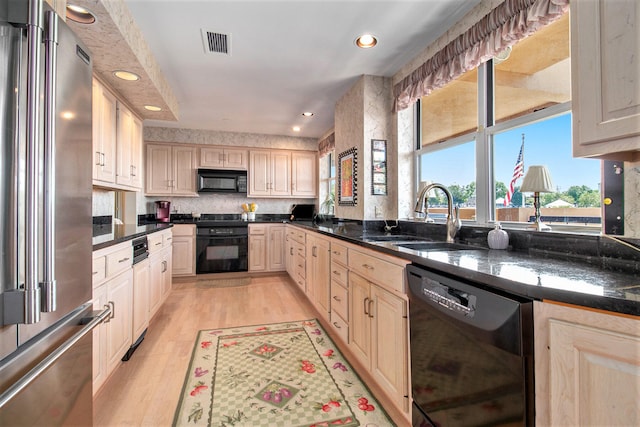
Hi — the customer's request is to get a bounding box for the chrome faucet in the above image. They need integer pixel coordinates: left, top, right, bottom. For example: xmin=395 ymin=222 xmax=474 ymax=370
xmin=414 ymin=183 xmax=462 ymax=243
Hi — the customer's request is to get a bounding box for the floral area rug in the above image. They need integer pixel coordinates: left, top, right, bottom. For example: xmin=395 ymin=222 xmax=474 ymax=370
xmin=173 ymin=319 xmax=395 ymax=427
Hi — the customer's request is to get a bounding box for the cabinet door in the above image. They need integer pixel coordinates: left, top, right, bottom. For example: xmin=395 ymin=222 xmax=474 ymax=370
xmin=349 ymin=272 xmax=371 ymax=368
xmin=249 ymin=234 xmax=267 ymax=271
xmin=130 ymin=116 xmax=143 ymax=189
xmin=249 ymin=150 xmax=271 ymax=196
xmin=370 ymin=285 xmax=408 ymax=411
xmin=310 ymin=236 xmax=331 ymax=321
xmin=270 ymin=151 xmax=291 ymax=196
xmin=268 ymin=225 xmax=286 ymax=271
xmin=146 ymin=144 xmax=172 ymax=195
xmin=291 ymin=151 xmax=317 ymax=197
xmin=224 ymin=148 xmax=248 ymax=170
xmin=172 ymin=236 xmax=195 ymax=276
xmin=161 ymin=248 xmax=173 ymax=301
xmin=132 ymin=260 xmax=150 ymax=341
xmin=93 ymin=80 xmax=117 ymax=184
xmin=92 ymin=283 xmax=108 ymax=395
xmin=199 ymin=147 xmax=225 ymax=168
xmin=149 ymin=254 xmax=163 ymax=318
xmin=285 ymin=232 xmax=295 ymax=277
xmin=172 ymin=146 xmax=197 ymax=195
xmin=116 ymin=103 xmax=134 ymax=187
xmin=571 ymin=0 xmax=640 ymax=159
xmin=106 ymin=269 xmax=133 ymax=375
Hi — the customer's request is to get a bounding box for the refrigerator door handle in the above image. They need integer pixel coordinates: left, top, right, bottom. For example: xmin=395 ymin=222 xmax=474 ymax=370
xmin=23 ymin=0 xmax=45 ymax=325
xmin=0 ymin=304 xmax=112 ymax=409
xmin=40 ymin=9 xmax=58 ymax=313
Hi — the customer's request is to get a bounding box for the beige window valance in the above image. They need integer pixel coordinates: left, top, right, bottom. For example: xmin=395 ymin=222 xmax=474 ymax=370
xmin=318 ymin=132 xmax=335 ymax=157
xmin=393 ymin=0 xmax=569 ymax=112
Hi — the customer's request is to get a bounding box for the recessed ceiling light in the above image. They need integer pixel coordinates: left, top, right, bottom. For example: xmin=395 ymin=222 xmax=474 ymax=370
xmin=113 ymin=70 xmax=140 ymax=81
xmin=355 ymin=34 xmax=378 ymax=49
xmin=66 ymin=4 xmax=96 ymax=24
xmin=292 ymin=126 xmax=301 ymax=132
xmin=302 ymin=112 xmax=314 ymax=117
xmin=144 ymin=105 xmax=162 ymax=112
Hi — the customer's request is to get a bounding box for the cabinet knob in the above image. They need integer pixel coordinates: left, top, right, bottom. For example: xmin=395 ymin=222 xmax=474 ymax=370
xmin=332 ymin=322 xmax=341 ymax=329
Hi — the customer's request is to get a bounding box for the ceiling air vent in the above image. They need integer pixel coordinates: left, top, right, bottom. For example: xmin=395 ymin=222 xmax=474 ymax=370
xmin=201 ymin=29 xmax=231 ymax=56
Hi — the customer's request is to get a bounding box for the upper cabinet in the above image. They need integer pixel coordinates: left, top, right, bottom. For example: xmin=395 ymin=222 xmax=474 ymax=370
xmin=92 ymin=78 xmax=143 ymax=191
xmin=249 ymin=149 xmax=317 ymax=198
xmin=145 ymin=143 xmax=197 ymax=196
xmin=249 ymin=150 xmax=291 ymax=197
xmin=571 ymin=0 xmax=640 ymax=160
xmin=92 ymin=79 xmax=117 ymax=185
xmin=199 ymin=147 xmax=248 ymax=170
xmin=291 ymin=151 xmax=318 ymax=198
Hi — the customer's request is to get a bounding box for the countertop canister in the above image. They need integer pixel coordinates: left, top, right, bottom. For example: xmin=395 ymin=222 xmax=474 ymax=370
xmin=488 ymin=222 xmax=509 ymax=250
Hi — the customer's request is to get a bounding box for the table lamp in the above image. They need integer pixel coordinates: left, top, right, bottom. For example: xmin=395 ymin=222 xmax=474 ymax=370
xmin=520 ymin=165 xmax=554 ymax=231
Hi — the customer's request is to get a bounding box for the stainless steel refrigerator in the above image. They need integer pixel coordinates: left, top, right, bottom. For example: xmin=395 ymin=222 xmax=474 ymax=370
xmin=0 ymin=0 xmax=110 ymax=424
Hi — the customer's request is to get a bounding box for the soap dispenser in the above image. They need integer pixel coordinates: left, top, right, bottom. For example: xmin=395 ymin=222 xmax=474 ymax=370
xmin=488 ymin=222 xmax=509 ymax=250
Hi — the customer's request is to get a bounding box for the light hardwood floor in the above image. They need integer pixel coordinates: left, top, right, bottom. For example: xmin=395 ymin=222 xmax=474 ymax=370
xmin=93 ymin=274 xmax=407 ymax=426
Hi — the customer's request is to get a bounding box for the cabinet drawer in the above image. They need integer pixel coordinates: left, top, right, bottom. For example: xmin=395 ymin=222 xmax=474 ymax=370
xmin=249 ymin=224 xmax=266 ymax=235
xmin=148 ymin=233 xmax=164 ymax=253
xmin=330 ymin=311 xmax=348 ymax=343
xmin=348 ymin=249 xmax=405 ymax=294
xmin=92 ymin=256 xmax=106 ymax=287
xmin=162 ymin=230 xmax=173 ymax=247
xmin=295 ymin=255 xmax=306 ymax=279
xmin=105 ymin=246 xmax=132 ymax=277
xmin=330 ymin=282 xmax=348 ymax=320
xmin=288 ymin=228 xmax=306 ymax=244
xmin=331 ymin=243 xmax=348 ymax=265
xmin=330 ymin=263 xmax=348 ymax=286
xmin=172 ymin=224 xmax=195 ymax=237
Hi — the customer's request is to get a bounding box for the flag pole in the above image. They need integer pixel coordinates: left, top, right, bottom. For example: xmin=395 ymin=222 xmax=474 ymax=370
xmin=521 ymin=133 xmax=525 ymax=208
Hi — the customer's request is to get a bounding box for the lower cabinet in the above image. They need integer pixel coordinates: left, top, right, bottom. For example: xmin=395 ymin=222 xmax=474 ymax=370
xmin=349 ymin=271 xmax=408 ymax=412
xmin=249 ymin=224 xmax=286 ymax=272
xmin=534 ymin=301 xmax=640 ymax=426
xmin=172 ymin=224 xmax=196 ymax=276
xmin=132 ymin=258 xmax=150 ymax=341
xmin=306 ymin=233 xmax=331 ymax=321
xmin=149 ymin=246 xmax=172 ymax=319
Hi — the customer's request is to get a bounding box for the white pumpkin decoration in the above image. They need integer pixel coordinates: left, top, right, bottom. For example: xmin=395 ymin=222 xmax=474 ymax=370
xmin=488 ymin=222 xmax=509 ymax=250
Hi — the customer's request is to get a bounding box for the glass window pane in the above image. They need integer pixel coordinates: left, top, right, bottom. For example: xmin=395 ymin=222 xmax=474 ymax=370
xmin=421 ymin=69 xmax=478 ymax=146
xmin=418 ymin=139 xmax=476 ymax=220
xmin=494 ymin=13 xmax=570 ymax=123
xmin=493 ymin=114 xmax=601 ymax=228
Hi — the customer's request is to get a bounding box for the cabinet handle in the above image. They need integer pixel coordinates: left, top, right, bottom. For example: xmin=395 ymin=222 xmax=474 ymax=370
xmin=332 ymin=270 xmax=341 ymax=276
xmin=368 ymin=299 xmax=374 ymax=318
xmin=362 ymin=263 xmax=374 ymax=270
xmin=332 ymin=250 xmax=341 ymax=255
xmin=162 ymin=260 xmax=167 ymax=272
xmin=118 ymin=257 xmax=130 ymax=263
xmin=92 ymin=271 xmax=98 ymax=275
xmin=100 ymin=152 xmax=106 ymax=166
xmin=95 ymin=151 xmax=102 ymax=166
xmin=130 ymin=165 xmax=136 ymax=177
xmin=290 ymin=247 xmax=294 ymax=255
xmin=332 ymin=322 xmax=341 ymax=329
xmin=155 ymin=242 xmax=162 ymax=246
xmin=363 ymin=297 xmax=370 ymax=316
xmin=108 ymin=301 xmax=115 ymax=320
xmin=312 ymin=246 xmax=317 ymax=257
xmin=166 ymin=237 xmax=172 ymax=241
xmin=332 ymin=295 xmax=341 ymax=302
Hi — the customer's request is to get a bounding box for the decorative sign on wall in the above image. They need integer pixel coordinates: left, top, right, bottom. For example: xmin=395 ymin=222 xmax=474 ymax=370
xmin=338 ymin=147 xmax=357 ymax=206
xmin=371 ymin=139 xmax=387 ymax=195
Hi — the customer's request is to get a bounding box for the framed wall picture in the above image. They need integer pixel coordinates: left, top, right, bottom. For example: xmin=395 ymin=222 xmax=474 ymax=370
xmin=338 ymin=147 xmax=357 ymax=205
xmin=371 ymin=139 xmax=387 ymax=195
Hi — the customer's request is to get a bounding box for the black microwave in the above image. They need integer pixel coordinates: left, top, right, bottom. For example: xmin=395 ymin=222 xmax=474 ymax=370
xmin=197 ymin=169 xmax=247 ymax=193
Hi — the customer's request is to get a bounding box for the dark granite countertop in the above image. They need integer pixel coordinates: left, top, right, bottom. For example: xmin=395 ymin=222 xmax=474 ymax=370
xmin=290 ymin=222 xmax=640 ymax=317
xmin=92 ymin=223 xmax=173 ymax=251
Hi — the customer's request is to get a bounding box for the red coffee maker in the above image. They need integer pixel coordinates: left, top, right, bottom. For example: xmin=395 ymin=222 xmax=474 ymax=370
xmin=156 ymin=201 xmax=171 ymax=223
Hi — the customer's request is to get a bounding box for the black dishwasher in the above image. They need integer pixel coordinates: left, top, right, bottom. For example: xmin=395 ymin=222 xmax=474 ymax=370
xmin=407 ymin=264 xmax=534 ymax=426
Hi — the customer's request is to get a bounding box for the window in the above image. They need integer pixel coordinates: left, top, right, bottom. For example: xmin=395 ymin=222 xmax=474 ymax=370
xmin=319 ymin=152 xmax=335 ymax=215
xmin=416 ymin=12 xmax=602 ymax=232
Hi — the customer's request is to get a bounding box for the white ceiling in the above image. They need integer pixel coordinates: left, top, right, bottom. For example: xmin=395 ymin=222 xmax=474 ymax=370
xmin=123 ymin=0 xmax=481 ymax=138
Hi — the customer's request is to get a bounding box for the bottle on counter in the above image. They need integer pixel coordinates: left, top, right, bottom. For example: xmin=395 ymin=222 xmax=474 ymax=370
xmin=488 ymin=222 xmax=509 ymax=250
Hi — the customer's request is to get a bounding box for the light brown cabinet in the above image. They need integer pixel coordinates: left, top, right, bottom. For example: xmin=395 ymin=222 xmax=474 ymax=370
xmin=92 ymin=79 xmax=117 ymax=185
xmin=291 ymin=151 xmax=318 ymax=197
xmin=571 ymin=0 xmax=640 ymax=159
xmin=145 ymin=143 xmax=197 ymax=196
xmin=534 ymin=301 xmax=640 ymax=426
xmin=132 ymin=258 xmax=150 ymax=344
xmin=306 ymin=233 xmax=331 ymax=321
xmin=249 ymin=150 xmax=291 ymax=197
xmin=249 ymin=224 xmax=286 ymax=272
xmin=171 ymin=224 xmax=196 ymax=276
xmin=285 ymin=226 xmax=306 ymax=291
xmin=115 ymin=104 xmax=143 ymax=190
xmin=329 ymin=242 xmax=349 ymax=343
xmin=199 ymin=146 xmax=248 ymax=170
xmin=148 ymin=230 xmax=173 ymax=318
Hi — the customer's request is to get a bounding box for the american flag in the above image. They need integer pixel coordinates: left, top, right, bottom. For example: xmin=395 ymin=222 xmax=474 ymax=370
xmin=504 ymin=139 xmax=524 ymax=206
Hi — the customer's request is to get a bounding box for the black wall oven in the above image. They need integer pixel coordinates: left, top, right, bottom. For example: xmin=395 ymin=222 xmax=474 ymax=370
xmin=407 ymin=264 xmax=534 ymax=427
xmin=196 ymin=224 xmax=248 ymax=274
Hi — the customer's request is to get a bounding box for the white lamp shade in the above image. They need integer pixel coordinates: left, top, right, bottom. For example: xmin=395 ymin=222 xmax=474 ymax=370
xmin=520 ymin=165 xmax=554 ymax=193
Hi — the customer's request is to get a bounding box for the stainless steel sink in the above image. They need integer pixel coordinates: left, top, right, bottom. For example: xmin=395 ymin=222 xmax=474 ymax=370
xmin=360 ymin=234 xmax=428 ymax=242
xmin=394 ymin=241 xmax=484 ymax=251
